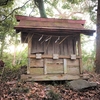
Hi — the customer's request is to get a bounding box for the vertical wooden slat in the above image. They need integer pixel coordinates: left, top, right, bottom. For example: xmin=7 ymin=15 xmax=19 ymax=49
xmin=47 ymin=38 xmax=54 ymax=55
xmin=64 ymin=59 xmax=67 ymax=74
xmin=63 ymin=39 xmax=67 ymax=55
xmin=43 ymin=36 xmax=47 ymax=54
xmin=31 ymin=38 xmax=36 ymax=53
xmin=37 ymin=40 xmax=44 ymax=53
xmin=78 ymin=34 xmax=82 ymax=74
xmin=44 ymin=59 xmax=47 ymax=74
xmin=54 ymin=37 xmax=59 ymax=54
xmin=27 ymin=33 xmax=32 ymax=74
xmin=76 ymin=41 xmax=78 ymax=55
xmin=32 ymin=37 xmax=44 ymax=53
xmin=60 ymin=37 xmax=64 ymax=55
xmin=67 ymin=38 xmax=71 ymax=55
xmin=73 ymin=37 xmax=76 ymax=54
xmin=70 ymin=37 xmax=73 ymax=54
xmin=54 ymin=42 xmax=59 ymax=54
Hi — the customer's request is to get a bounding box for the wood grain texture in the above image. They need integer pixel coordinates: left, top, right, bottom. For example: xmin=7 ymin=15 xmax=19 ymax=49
xmin=29 ymin=68 xmax=44 ymax=75
xmin=67 ymin=59 xmax=79 ymax=66
xmin=45 ymin=59 xmax=63 ymax=74
xmin=30 ymin=59 xmax=44 ymax=67
xmin=78 ymin=35 xmax=82 ymax=73
xmin=29 ymin=55 xmax=81 ymax=59
xmin=46 ymin=63 xmax=63 ymax=73
xmin=29 ymin=35 xmax=81 ymax=76
xmin=31 ymin=35 xmax=80 ymax=56
xmin=64 ymin=59 xmax=67 ymax=74
xmin=67 ymin=66 xmax=80 ymax=74
xmin=21 ymin=74 xmax=80 ymax=81
xmin=31 ymin=38 xmax=44 ymax=53
xmin=27 ymin=33 xmax=32 ymax=74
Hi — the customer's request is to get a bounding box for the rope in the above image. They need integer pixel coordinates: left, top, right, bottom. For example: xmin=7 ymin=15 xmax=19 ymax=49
xmin=45 ymin=36 xmax=52 ymax=52
xmin=59 ymin=36 xmax=69 ymax=44
xmin=33 ymin=32 xmax=74 ymax=37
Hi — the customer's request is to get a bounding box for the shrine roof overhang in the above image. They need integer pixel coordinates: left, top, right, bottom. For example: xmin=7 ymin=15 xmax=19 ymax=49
xmin=14 ymin=15 xmax=95 ymax=36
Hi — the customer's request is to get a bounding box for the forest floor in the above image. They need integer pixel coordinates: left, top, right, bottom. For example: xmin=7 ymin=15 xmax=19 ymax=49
xmin=0 ymin=66 xmax=100 ymax=100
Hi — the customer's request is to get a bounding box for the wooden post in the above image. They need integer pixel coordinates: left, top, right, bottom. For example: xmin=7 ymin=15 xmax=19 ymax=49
xmin=78 ymin=34 xmax=82 ymax=74
xmin=27 ymin=33 xmax=32 ymax=74
xmin=64 ymin=59 xmax=67 ymax=74
xmin=44 ymin=59 xmax=47 ymax=74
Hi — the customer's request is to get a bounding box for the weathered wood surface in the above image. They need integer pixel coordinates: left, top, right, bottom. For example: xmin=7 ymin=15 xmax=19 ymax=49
xmin=27 ymin=33 xmax=32 ymax=74
xmin=67 ymin=59 xmax=79 ymax=66
xmin=29 ymin=55 xmax=81 ymax=59
xmin=30 ymin=59 xmax=44 ymax=67
xmin=67 ymin=67 xmax=80 ymax=74
xmin=28 ymin=58 xmax=80 ymax=75
xmin=21 ymin=32 xmax=28 ymax=43
xmin=28 ymin=34 xmax=81 ymax=77
xmin=64 ymin=59 xmax=67 ymax=74
xmin=32 ymin=38 xmax=44 ymax=53
xmin=31 ymin=35 xmax=80 ymax=56
xmin=45 ymin=59 xmax=63 ymax=74
xmin=45 ymin=59 xmax=63 ymax=63
xmin=78 ymin=35 xmax=82 ymax=73
xmin=46 ymin=65 xmax=63 ymax=73
xmin=15 ymin=15 xmax=86 ymax=24
xmin=73 ymin=37 xmax=77 ymax=54
xmin=17 ymin=20 xmax=84 ymax=29
xmin=66 ymin=59 xmax=80 ymax=74
xmin=21 ymin=74 xmax=80 ymax=81
xmin=29 ymin=68 xmax=44 ymax=75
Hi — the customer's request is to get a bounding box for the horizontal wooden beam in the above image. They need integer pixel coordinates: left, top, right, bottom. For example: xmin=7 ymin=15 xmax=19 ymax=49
xmin=21 ymin=74 xmax=80 ymax=81
xmin=28 ymin=55 xmax=81 ymax=59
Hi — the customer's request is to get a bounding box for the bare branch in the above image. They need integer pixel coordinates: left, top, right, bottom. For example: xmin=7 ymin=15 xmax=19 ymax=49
xmin=34 ymin=0 xmax=39 ymax=7
xmin=67 ymin=12 xmax=84 ymax=18
xmin=46 ymin=1 xmax=62 ymax=15
xmin=46 ymin=1 xmax=83 ymax=19
xmin=0 ymin=0 xmax=31 ymax=22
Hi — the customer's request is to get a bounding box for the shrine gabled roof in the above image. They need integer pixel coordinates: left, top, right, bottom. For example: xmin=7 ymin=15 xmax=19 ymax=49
xmin=14 ymin=15 xmax=95 ymax=36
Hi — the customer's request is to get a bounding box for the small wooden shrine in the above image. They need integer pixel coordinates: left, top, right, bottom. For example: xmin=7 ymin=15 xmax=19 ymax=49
xmin=14 ymin=15 xmax=95 ymax=81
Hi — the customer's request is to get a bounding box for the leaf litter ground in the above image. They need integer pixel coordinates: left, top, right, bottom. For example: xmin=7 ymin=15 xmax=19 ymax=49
xmin=0 ymin=66 xmax=100 ymax=100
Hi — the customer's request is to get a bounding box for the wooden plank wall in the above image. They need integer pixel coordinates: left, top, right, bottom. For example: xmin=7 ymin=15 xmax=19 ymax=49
xmin=29 ymin=34 xmax=81 ymax=76
xmin=45 ymin=59 xmax=63 ymax=74
xmin=67 ymin=59 xmax=80 ymax=74
xmin=30 ymin=59 xmax=44 ymax=67
xmin=29 ymin=58 xmax=80 ymax=75
xmin=31 ymin=35 xmax=79 ymax=56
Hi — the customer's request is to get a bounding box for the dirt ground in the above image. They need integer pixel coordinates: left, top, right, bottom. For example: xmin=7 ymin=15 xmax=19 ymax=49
xmin=0 ymin=66 xmax=100 ymax=100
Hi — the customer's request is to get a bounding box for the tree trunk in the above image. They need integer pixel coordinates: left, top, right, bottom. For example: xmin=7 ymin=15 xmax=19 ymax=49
xmin=0 ymin=40 xmax=5 ymax=59
xmin=0 ymin=33 xmax=6 ymax=59
xmin=96 ymin=0 xmax=100 ymax=73
xmin=34 ymin=0 xmax=47 ymax=18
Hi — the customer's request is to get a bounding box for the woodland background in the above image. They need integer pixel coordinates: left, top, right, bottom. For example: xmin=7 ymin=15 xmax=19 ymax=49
xmin=0 ymin=0 xmax=100 ymax=100
xmin=0 ymin=0 xmax=97 ymax=72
